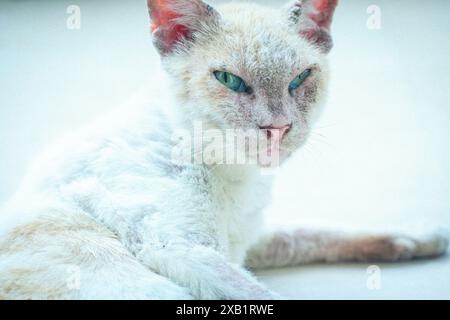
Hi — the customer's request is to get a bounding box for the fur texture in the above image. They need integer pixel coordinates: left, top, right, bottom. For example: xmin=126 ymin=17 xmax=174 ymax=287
xmin=0 ymin=0 xmax=447 ymax=300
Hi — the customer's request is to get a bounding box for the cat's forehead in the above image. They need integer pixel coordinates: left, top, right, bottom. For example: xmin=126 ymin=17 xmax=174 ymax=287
xmin=205 ymin=3 xmax=322 ymax=80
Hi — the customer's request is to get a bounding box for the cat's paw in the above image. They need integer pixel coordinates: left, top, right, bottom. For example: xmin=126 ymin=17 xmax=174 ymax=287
xmin=200 ymin=280 xmax=280 ymax=300
xmin=382 ymin=228 xmax=448 ymax=261
xmin=412 ymin=228 xmax=449 ymax=257
xmin=148 ymin=281 xmax=194 ymax=300
xmin=224 ymin=288 xmax=281 ymax=300
xmin=248 ymin=288 xmax=282 ymax=300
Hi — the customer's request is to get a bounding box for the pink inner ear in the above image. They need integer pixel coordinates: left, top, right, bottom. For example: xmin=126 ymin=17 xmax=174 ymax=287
xmin=307 ymin=0 xmax=338 ymax=31
xmin=149 ymin=0 xmax=190 ymax=47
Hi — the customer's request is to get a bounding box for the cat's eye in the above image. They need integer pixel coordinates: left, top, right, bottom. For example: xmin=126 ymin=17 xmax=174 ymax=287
xmin=288 ymin=69 xmax=312 ymax=95
xmin=213 ymin=71 xmax=251 ymax=94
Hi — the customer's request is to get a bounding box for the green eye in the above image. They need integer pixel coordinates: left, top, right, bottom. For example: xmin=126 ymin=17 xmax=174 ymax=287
xmin=288 ymin=69 xmax=312 ymax=94
xmin=213 ymin=71 xmax=251 ymax=93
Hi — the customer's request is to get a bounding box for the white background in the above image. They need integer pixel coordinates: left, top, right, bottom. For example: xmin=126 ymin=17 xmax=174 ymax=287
xmin=0 ymin=0 xmax=449 ymax=299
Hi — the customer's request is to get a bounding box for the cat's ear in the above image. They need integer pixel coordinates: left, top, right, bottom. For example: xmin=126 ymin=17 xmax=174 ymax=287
xmin=286 ymin=0 xmax=338 ymax=54
xmin=147 ymin=0 xmax=219 ymax=55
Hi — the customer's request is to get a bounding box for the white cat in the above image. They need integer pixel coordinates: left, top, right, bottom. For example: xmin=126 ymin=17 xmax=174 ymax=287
xmin=0 ymin=0 xmax=447 ymax=300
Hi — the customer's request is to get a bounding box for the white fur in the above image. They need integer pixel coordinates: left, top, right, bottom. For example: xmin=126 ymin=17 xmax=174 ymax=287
xmin=0 ymin=1 xmax=447 ymax=300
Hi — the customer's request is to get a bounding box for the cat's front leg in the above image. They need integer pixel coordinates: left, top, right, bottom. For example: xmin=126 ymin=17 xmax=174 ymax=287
xmin=245 ymin=227 xmax=449 ymax=269
xmin=137 ymin=240 xmax=279 ymax=300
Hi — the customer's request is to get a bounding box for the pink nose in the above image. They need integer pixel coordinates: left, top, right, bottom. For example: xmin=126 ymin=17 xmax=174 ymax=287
xmin=259 ymin=124 xmax=292 ymax=142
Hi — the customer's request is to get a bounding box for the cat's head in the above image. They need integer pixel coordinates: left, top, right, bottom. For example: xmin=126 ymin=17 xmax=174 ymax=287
xmin=147 ymin=0 xmax=338 ymax=165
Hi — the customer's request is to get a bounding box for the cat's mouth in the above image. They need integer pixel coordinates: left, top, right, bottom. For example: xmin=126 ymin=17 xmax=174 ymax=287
xmin=258 ymin=124 xmax=292 ymax=147
xmin=175 ymin=123 xmax=299 ymax=167
xmin=251 ymin=130 xmax=295 ymax=167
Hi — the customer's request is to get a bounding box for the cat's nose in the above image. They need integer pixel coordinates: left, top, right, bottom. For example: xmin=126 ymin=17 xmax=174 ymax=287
xmin=258 ymin=123 xmax=292 ymax=142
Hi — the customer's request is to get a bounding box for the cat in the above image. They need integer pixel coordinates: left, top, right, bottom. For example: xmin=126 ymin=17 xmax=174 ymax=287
xmin=0 ymin=0 xmax=448 ymax=300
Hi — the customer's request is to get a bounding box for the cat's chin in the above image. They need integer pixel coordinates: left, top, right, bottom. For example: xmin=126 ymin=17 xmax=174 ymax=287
xmin=254 ymin=148 xmax=292 ymax=168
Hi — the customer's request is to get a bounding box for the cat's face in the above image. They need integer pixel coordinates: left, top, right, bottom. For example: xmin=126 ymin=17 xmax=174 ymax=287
xmin=148 ymin=0 xmax=338 ymax=165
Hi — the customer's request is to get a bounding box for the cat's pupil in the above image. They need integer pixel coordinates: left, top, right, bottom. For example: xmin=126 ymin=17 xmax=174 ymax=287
xmin=214 ymin=71 xmax=250 ymax=94
xmin=288 ymin=69 xmax=312 ymax=95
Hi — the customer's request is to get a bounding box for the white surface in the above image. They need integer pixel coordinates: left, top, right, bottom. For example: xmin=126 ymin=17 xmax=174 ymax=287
xmin=0 ymin=0 xmax=449 ymax=299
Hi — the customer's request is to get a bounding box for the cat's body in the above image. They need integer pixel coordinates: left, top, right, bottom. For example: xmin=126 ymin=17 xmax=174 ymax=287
xmin=0 ymin=0 xmax=448 ymax=300
xmin=0 ymin=92 xmax=270 ymax=299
